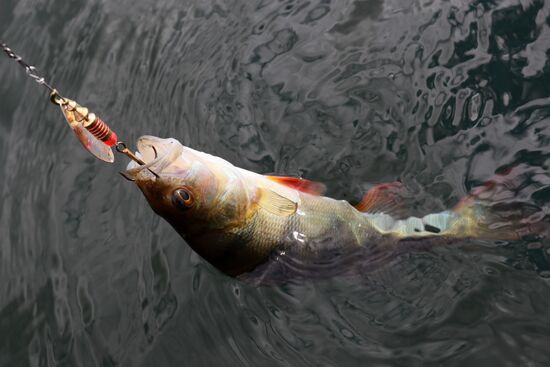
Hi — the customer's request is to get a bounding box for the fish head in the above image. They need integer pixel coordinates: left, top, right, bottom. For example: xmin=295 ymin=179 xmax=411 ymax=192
xmin=125 ymin=136 xmax=253 ymax=238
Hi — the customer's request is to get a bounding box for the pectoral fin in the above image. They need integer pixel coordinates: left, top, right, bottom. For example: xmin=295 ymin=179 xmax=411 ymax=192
xmin=257 ymin=187 xmax=298 ymax=216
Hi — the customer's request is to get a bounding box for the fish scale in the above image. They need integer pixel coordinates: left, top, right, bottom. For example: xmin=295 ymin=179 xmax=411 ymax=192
xmin=241 ymin=194 xmax=379 ymax=259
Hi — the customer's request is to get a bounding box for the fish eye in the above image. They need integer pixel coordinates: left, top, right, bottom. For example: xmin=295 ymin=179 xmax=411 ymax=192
xmin=172 ymin=188 xmax=194 ymax=210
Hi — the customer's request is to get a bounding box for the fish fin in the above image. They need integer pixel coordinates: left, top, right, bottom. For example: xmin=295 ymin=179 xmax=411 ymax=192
xmin=450 ymin=201 xmax=546 ymax=240
xmin=355 ymin=182 xmax=409 ymax=217
xmin=257 ymin=187 xmax=298 ymax=216
xmin=450 ymin=166 xmax=548 ymax=240
xmin=265 ymin=176 xmax=326 ymax=196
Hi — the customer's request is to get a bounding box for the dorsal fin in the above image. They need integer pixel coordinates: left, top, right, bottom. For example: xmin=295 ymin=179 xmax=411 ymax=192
xmin=355 ymin=182 xmax=408 ymax=217
xmin=266 ymin=176 xmax=326 ymax=196
xmin=257 ymin=187 xmax=298 ymax=216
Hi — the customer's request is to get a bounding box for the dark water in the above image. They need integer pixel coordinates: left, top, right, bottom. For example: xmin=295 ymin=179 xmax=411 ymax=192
xmin=1 ymin=0 xmax=550 ymax=365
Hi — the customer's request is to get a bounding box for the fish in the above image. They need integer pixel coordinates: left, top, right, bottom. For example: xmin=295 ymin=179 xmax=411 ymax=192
xmin=125 ymin=135 xmax=547 ymax=277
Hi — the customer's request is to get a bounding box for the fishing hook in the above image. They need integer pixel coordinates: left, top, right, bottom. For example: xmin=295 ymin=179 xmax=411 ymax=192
xmin=115 ymin=142 xmax=160 ymax=178
xmin=2 ymin=40 xmax=159 ymax=175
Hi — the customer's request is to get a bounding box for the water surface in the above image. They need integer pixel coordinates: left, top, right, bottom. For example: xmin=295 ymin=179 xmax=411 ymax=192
xmin=1 ymin=0 xmax=550 ymax=366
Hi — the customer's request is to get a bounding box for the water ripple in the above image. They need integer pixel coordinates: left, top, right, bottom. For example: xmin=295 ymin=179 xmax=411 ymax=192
xmin=1 ymin=0 xmax=549 ymax=366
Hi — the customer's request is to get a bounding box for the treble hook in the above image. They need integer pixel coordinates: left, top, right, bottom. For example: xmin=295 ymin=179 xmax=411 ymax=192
xmin=115 ymin=142 xmax=160 ymax=179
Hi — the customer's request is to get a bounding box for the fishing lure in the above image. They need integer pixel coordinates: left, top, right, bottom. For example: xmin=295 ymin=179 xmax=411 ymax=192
xmin=52 ymin=94 xmax=118 ymax=162
xmin=1 ymin=41 xmax=154 ymax=171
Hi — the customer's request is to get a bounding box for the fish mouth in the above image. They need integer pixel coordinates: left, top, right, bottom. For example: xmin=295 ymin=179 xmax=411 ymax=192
xmin=125 ymin=136 xmax=183 ymax=180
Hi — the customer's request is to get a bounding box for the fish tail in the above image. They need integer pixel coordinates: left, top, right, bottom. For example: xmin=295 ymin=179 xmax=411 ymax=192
xmin=362 ymin=166 xmax=548 ymax=241
xmin=448 ymin=167 xmax=548 ymax=241
xmin=448 ymin=200 xmax=545 ymax=241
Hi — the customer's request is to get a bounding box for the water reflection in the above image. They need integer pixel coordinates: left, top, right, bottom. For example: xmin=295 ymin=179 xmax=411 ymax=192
xmin=0 ymin=0 xmax=549 ymax=366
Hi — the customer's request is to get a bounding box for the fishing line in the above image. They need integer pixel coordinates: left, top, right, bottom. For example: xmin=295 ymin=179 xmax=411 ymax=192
xmin=1 ymin=41 xmax=56 ymax=93
xmin=0 ymin=41 xmax=158 ymax=176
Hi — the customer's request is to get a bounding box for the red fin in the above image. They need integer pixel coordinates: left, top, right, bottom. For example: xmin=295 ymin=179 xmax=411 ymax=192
xmin=355 ymin=182 xmax=408 ymax=216
xmin=266 ymin=176 xmax=326 ymax=195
